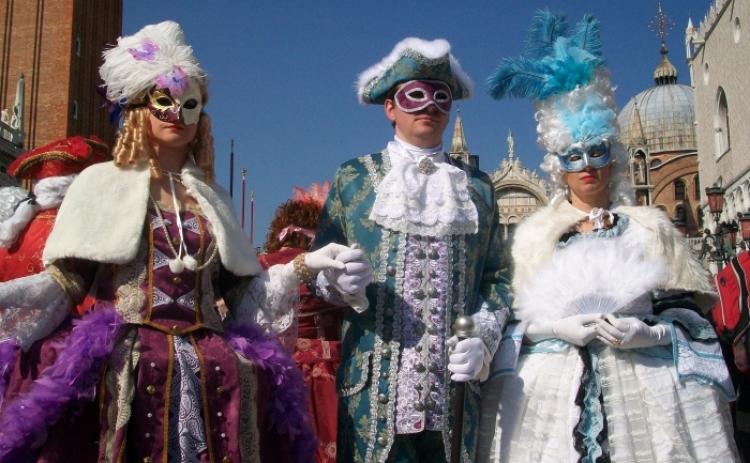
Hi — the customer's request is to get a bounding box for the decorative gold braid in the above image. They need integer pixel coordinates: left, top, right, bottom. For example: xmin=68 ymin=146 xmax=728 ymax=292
xmin=46 ymin=262 xmax=87 ymax=303
xmin=292 ymin=252 xmax=314 ymax=284
xmin=12 ymin=151 xmax=86 ymax=177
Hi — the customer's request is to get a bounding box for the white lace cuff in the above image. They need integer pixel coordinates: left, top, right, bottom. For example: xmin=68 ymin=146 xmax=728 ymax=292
xmin=235 ymin=263 xmax=300 ymax=349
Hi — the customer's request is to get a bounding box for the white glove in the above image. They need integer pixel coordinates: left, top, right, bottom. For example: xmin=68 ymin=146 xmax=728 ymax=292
xmin=322 ymin=245 xmax=373 ymax=295
xmin=525 ymin=313 xmax=602 ymax=347
xmin=447 ymin=336 xmax=488 ymax=382
xmin=596 ymin=314 xmax=670 ymax=349
xmin=0 ymin=273 xmax=71 ymax=350
xmin=303 ymin=243 xmax=349 ymax=273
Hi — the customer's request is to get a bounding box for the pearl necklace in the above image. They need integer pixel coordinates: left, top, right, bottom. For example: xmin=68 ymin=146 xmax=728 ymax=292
xmin=150 ymin=171 xmax=218 ymax=274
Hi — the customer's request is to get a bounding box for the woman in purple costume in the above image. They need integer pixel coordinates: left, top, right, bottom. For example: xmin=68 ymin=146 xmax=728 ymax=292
xmin=0 ymin=21 xmax=365 ymax=463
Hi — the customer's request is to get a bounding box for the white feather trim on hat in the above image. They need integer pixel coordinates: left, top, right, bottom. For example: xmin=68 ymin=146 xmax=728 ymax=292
xmin=0 ymin=175 xmax=75 ymax=248
xmin=356 ymin=37 xmax=473 ymax=104
xmin=99 ymin=20 xmax=205 ymax=106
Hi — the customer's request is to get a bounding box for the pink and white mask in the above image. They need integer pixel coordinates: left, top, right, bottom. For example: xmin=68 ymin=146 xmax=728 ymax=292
xmin=394 ymin=80 xmax=452 ymax=114
xmin=146 ymin=77 xmax=203 ymax=126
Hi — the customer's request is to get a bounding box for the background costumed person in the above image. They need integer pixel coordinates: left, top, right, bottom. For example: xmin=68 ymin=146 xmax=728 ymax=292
xmin=0 ymin=136 xmax=108 ymax=282
xmin=257 ymin=181 xmax=342 ymax=463
xmin=0 ymin=21 xmax=368 ymax=462
xmin=312 ymin=37 xmax=511 ymax=462
xmin=478 ymin=11 xmax=739 ymax=462
xmin=0 ymin=136 xmax=108 ymax=461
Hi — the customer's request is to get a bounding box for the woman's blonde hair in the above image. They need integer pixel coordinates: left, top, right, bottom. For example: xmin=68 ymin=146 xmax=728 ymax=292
xmin=112 ymin=82 xmax=215 ymax=182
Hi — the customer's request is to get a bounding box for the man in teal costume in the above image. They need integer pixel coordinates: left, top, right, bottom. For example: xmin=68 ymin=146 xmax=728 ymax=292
xmin=312 ymin=37 xmax=511 ymax=462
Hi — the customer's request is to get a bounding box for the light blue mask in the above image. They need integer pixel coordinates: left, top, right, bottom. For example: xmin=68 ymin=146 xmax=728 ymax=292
xmin=557 ymin=141 xmax=612 ymax=172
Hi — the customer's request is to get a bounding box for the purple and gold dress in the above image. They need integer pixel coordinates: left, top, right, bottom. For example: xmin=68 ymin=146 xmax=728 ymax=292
xmin=1 ymin=205 xmax=313 ymax=462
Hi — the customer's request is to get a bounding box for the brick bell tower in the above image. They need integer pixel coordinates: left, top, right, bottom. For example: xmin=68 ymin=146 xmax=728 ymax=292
xmin=0 ymin=0 xmax=122 ymax=159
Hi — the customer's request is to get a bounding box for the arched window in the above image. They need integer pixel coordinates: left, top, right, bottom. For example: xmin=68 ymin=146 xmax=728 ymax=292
xmin=675 ymin=205 xmax=687 ymax=224
xmin=694 ymin=175 xmax=700 ymax=200
xmin=715 ymin=87 xmax=730 ymax=155
xmin=674 ymin=179 xmax=686 ymax=201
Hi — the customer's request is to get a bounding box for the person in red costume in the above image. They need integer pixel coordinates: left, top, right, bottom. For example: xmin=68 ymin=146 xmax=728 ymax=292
xmin=0 ymin=135 xmax=108 ymax=461
xmin=0 ymin=136 xmax=108 ymax=282
xmin=258 ymin=182 xmax=343 ymax=463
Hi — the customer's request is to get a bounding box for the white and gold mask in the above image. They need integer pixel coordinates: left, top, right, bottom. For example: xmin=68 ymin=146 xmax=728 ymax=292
xmin=146 ymin=77 xmax=202 ymax=125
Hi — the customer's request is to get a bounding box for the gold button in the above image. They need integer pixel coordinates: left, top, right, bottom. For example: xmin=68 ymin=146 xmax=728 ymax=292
xmin=216 ymin=386 xmax=224 ymax=394
xmin=143 ymin=458 xmax=153 ymax=463
xmin=171 ymin=325 xmax=179 ymax=331
xmin=146 ymin=385 xmax=156 ymax=395
xmin=222 ymin=457 xmax=231 ymax=463
xmin=172 ymin=276 xmax=182 ymax=284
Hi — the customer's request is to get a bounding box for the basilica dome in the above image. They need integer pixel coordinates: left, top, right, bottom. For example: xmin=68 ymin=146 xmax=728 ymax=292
xmin=617 ymin=45 xmax=696 ymax=153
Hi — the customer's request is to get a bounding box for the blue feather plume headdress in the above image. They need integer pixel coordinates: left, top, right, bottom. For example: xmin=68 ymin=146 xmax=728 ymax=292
xmin=487 ymin=10 xmax=617 ymax=155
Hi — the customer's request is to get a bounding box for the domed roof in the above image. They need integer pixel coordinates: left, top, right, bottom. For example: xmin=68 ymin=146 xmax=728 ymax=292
xmin=617 ymin=46 xmax=696 ymax=154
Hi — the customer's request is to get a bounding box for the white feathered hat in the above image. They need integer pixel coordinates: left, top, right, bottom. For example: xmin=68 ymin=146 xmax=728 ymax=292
xmin=99 ymin=20 xmax=205 ymax=107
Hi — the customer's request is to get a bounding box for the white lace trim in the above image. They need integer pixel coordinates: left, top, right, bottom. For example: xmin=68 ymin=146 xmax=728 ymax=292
xmin=369 ymin=138 xmax=478 ymax=237
xmin=235 ymin=263 xmax=300 ymax=350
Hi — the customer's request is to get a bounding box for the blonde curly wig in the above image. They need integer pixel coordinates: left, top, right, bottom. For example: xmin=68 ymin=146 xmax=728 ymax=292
xmin=113 ymin=83 xmax=215 ymax=182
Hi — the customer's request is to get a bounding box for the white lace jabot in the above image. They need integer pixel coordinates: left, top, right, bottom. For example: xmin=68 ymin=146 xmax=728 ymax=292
xmin=368 ymin=136 xmax=478 ymax=237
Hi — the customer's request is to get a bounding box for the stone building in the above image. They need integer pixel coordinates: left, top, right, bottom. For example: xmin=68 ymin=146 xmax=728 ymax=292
xmin=618 ymin=11 xmax=701 ymax=236
xmin=0 ymin=0 xmax=122 ymax=181
xmin=491 ymin=131 xmax=549 ymax=243
xmin=686 ymin=0 xmax=750 ymax=229
xmin=447 ymin=114 xmax=549 ymax=244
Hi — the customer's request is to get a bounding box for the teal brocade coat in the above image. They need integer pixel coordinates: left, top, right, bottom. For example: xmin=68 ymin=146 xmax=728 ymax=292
xmin=312 ymin=151 xmax=511 ymax=462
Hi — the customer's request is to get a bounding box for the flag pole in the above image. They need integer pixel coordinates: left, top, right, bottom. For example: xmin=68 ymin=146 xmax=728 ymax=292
xmin=240 ymin=168 xmax=247 ymax=230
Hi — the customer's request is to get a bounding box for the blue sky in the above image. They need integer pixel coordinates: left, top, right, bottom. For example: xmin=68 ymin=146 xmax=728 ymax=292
xmin=124 ymin=0 xmax=711 ymax=245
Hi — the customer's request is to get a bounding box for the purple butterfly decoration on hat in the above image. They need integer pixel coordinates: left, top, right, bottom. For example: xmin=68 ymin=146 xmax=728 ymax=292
xmin=127 ymin=40 xmax=159 ymax=61
xmin=154 ymin=66 xmax=189 ymax=96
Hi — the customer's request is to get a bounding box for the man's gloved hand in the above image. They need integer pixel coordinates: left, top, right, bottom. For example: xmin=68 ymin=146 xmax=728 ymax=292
xmin=322 ymin=244 xmax=373 ymax=296
xmin=303 ymin=243 xmax=349 ymax=274
xmin=596 ymin=314 xmax=670 ymax=349
xmin=525 ymin=313 xmax=602 ymax=347
xmin=447 ymin=336 xmax=488 ymax=382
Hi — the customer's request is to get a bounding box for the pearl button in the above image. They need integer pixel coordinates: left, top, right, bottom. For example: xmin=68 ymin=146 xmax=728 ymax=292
xmin=215 ymin=366 xmax=221 ymax=372
xmin=217 ymin=411 xmax=223 ymax=417
xmin=377 ymin=436 xmax=388 ymax=446
xmin=221 ymin=433 xmax=226 ymax=439
xmin=145 ymin=432 xmax=151 ymax=438
xmin=150 ymin=362 xmax=156 ymax=368
xmin=146 ymin=385 xmax=156 ymax=395
xmin=147 ymin=412 xmax=153 ymax=418
xmin=377 ymin=393 xmax=389 ymax=404
xmin=172 ymin=276 xmax=182 ymax=284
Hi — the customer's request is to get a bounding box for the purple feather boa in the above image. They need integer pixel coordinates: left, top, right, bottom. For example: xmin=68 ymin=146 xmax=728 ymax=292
xmin=0 ymin=339 xmax=18 ymax=406
xmin=0 ymin=307 xmax=124 ymax=462
xmin=225 ymin=322 xmax=317 ymax=463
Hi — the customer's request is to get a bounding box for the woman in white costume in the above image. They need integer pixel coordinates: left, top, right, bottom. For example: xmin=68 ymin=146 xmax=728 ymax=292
xmin=478 ymin=10 xmax=739 ymax=463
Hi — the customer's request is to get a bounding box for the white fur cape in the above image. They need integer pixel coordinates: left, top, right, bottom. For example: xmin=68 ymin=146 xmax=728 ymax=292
xmin=511 ymin=201 xmax=715 ymax=313
xmin=43 ymin=161 xmax=261 ymax=276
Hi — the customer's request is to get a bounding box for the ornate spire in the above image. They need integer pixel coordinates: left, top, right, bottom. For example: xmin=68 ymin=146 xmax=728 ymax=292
xmin=450 ymin=109 xmax=469 ymax=155
xmin=650 ymin=0 xmax=678 ymax=85
xmin=506 ymin=130 xmax=515 ymax=161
